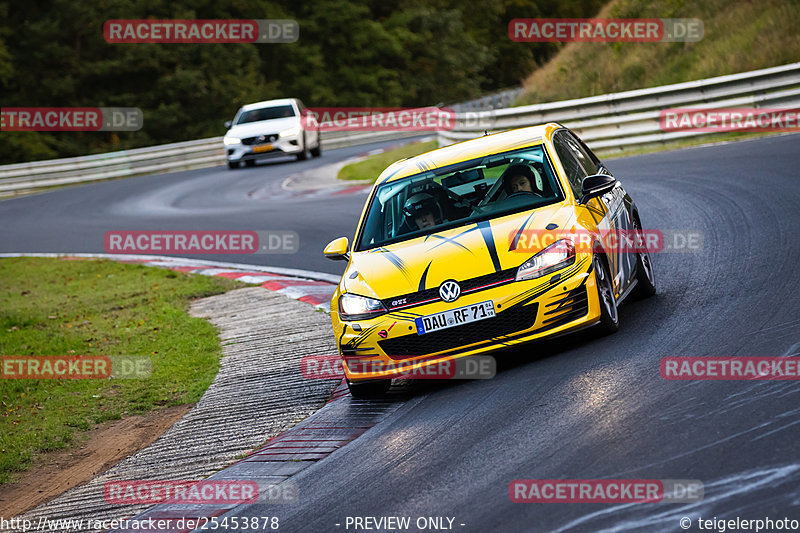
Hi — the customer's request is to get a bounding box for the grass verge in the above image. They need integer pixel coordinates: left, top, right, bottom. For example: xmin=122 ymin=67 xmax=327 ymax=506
xmin=0 ymin=257 xmax=245 ymax=484
xmin=338 ymin=140 xmax=439 ymax=182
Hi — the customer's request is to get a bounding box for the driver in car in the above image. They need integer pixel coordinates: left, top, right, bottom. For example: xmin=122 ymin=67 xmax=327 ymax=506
xmin=503 ymin=164 xmax=542 ymax=196
xmin=403 ymin=192 xmax=443 ymax=230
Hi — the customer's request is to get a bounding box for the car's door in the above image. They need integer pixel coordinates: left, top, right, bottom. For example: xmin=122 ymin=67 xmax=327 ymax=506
xmin=553 ymin=130 xmax=630 ymax=296
xmin=564 ymin=130 xmax=637 ymax=295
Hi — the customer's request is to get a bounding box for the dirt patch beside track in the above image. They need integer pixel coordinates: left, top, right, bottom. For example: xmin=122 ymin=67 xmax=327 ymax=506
xmin=0 ymin=405 xmax=191 ymax=517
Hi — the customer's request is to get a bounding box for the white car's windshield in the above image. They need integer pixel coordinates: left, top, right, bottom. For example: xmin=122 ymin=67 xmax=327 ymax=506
xmin=235 ymin=104 xmax=295 ymax=124
xmin=355 ymin=144 xmax=563 ymax=251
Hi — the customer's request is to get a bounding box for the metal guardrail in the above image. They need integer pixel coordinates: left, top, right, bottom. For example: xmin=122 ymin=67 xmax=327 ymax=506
xmin=0 ymin=130 xmax=419 ymax=193
xmin=2 ymin=62 xmax=798 ymax=193
xmin=438 ymin=62 xmax=800 ymax=154
xmin=449 ymin=87 xmax=525 ymax=112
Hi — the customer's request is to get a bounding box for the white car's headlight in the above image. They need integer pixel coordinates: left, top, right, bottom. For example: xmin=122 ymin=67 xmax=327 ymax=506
xmin=279 ymin=127 xmax=300 ymax=138
xmin=515 ymin=239 xmax=576 ymax=281
xmin=338 ymin=293 xmax=387 ymax=321
xmin=223 ymin=137 xmax=241 ymax=146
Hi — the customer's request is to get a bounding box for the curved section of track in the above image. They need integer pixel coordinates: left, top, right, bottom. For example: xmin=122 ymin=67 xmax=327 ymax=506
xmin=2 ymin=134 xmax=799 ymax=531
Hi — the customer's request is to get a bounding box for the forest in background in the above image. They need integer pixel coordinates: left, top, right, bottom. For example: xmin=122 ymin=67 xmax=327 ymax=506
xmin=0 ymin=0 xmax=603 ymax=163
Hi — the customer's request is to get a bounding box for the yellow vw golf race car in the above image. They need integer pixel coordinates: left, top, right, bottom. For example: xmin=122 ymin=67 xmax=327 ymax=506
xmin=324 ymin=123 xmax=656 ymax=397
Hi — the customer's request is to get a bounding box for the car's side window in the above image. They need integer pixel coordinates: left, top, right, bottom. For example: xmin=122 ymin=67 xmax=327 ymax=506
xmin=566 ymin=132 xmax=601 ymax=176
xmin=553 ymin=131 xmax=586 ymax=198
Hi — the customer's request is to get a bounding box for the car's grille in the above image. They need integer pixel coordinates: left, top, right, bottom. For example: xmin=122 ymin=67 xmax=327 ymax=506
xmin=241 ymin=134 xmax=278 ymax=145
xmin=538 ymin=286 xmax=589 ymax=332
xmin=382 ymin=267 xmax=517 ymax=310
xmin=378 ymin=303 xmax=538 ymax=358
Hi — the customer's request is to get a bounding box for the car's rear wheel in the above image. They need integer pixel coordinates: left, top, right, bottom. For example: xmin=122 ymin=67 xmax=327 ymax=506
xmin=632 ymin=215 xmax=656 ymax=299
xmin=245 ymin=159 xmax=256 ymax=167
xmin=346 ymin=378 xmax=391 ymax=399
xmin=594 ymin=253 xmax=619 ymax=334
xmin=227 ymin=161 xmax=240 ymax=170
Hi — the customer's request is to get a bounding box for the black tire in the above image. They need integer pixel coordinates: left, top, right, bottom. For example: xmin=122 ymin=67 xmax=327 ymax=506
xmin=227 ymin=161 xmax=240 ymax=170
xmin=594 ymin=253 xmax=619 ymax=334
xmin=310 ymin=137 xmax=322 ymax=158
xmin=632 ymin=215 xmax=657 ymax=299
xmin=245 ymin=159 xmax=256 ymax=167
xmin=296 ymin=134 xmax=310 ymax=161
xmin=347 ymin=378 xmax=391 ymax=399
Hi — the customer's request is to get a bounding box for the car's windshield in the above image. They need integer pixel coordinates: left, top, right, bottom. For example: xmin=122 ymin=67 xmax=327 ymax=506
xmin=355 ymin=144 xmax=563 ymax=251
xmin=235 ymin=104 xmax=295 ymax=125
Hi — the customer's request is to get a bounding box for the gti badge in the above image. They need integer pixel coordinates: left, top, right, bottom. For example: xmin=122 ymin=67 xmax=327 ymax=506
xmin=439 ymin=280 xmax=461 ymax=303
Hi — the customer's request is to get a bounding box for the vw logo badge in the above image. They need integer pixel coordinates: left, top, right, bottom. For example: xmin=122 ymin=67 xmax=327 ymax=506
xmin=439 ymin=280 xmax=461 ymax=303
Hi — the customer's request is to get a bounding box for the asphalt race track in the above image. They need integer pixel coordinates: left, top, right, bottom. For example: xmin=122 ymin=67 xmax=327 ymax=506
xmin=2 ymin=133 xmax=800 ymax=531
xmin=0 ymin=140 xmax=402 ymax=276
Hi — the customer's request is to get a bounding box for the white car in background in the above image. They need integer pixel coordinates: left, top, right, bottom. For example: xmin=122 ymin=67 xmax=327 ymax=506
xmin=223 ymin=98 xmax=321 ymax=169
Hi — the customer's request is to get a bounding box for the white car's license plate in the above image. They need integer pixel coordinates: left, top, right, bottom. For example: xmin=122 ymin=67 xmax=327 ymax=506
xmin=415 ymin=301 xmax=495 ymax=335
xmin=252 ymin=144 xmax=273 ymax=153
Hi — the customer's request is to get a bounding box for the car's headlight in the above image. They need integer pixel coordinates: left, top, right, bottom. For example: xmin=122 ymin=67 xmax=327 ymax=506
xmin=338 ymin=293 xmax=387 ymax=321
xmin=223 ymin=137 xmax=241 ymax=146
xmin=515 ymin=239 xmax=576 ymax=281
xmin=279 ymin=127 xmax=300 ymax=138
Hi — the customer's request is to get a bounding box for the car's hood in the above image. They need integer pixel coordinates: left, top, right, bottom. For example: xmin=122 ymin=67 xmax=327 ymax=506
xmin=344 ymin=202 xmax=578 ymax=300
xmin=225 ymin=117 xmax=299 ymax=138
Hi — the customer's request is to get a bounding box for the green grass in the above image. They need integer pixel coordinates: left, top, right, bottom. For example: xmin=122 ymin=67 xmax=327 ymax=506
xmin=337 ymin=140 xmax=439 ymax=182
xmin=0 ymin=257 xmax=245 ymax=484
xmin=519 ymin=0 xmax=800 ymax=105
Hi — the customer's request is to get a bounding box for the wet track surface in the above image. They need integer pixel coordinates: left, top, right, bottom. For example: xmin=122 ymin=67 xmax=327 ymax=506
xmin=2 ymin=134 xmax=800 ymax=531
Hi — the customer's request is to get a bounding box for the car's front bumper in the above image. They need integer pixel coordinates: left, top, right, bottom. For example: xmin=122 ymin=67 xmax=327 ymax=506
xmin=332 ymin=255 xmax=601 ymax=382
xmin=225 ymin=134 xmax=303 ymax=162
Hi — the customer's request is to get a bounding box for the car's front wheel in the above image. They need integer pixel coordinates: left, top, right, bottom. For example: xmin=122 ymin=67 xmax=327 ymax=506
xmin=227 ymin=161 xmax=240 ymax=170
xmin=296 ymin=133 xmax=310 ymax=161
xmin=346 ymin=378 xmax=390 ymax=399
xmin=594 ymin=254 xmax=619 ymax=334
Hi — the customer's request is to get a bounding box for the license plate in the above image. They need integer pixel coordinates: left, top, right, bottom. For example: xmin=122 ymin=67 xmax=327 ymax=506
xmin=252 ymin=144 xmax=273 ymax=153
xmin=415 ymin=301 xmax=495 ymax=335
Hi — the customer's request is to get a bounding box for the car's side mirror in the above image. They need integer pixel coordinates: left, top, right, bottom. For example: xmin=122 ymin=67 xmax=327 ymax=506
xmin=224 ymin=121 xmax=232 ymax=129
xmin=324 ymin=237 xmax=350 ymax=261
xmin=579 ymin=174 xmax=616 ymax=204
